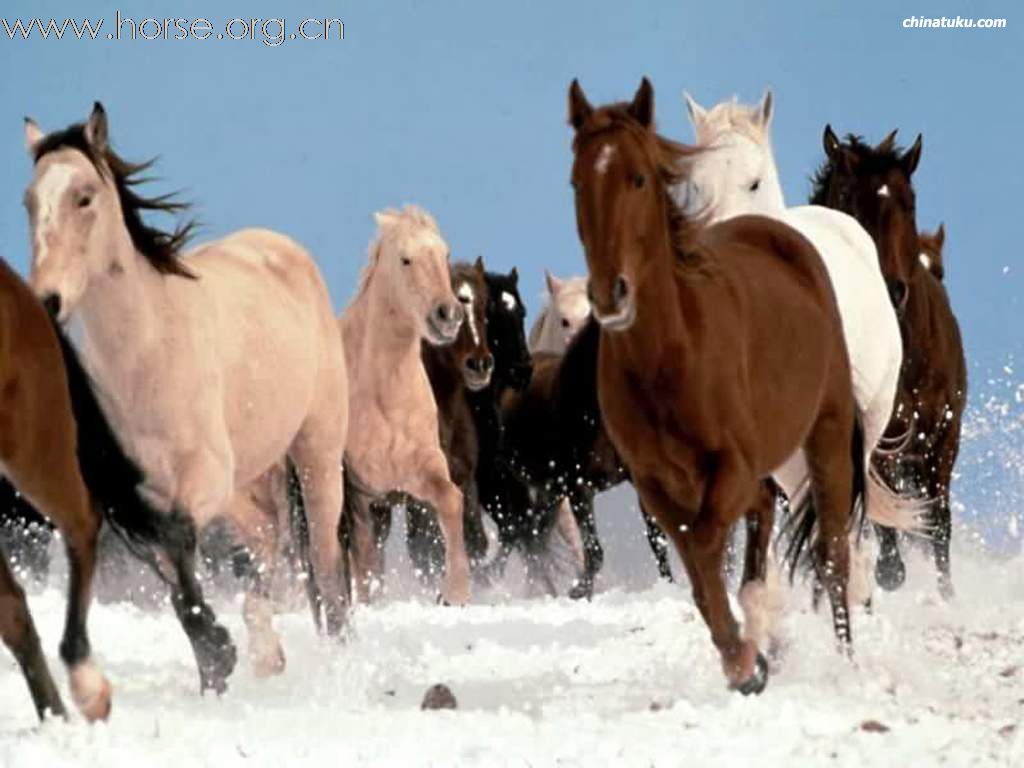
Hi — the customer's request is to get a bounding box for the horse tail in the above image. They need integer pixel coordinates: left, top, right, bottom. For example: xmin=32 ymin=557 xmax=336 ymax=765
xmin=781 ymin=412 xmax=868 ymax=582
xmin=50 ymin=318 xmax=171 ymax=562
xmin=865 ymin=464 xmax=933 ymax=534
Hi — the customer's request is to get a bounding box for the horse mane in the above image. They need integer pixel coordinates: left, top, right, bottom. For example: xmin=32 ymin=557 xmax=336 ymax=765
xmin=809 ymin=133 xmax=905 ymax=205
xmin=353 ymin=204 xmax=442 ymax=301
xmin=697 ymin=98 xmax=769 ymax=146
xmin=573 ymin=103 xmax=707 ymax=261
xmin=32 ymin=123 xmax=196 ymax=279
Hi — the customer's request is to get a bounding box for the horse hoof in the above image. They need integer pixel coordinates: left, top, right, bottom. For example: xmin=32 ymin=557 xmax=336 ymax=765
xmin=875 ymin=557 xmax=906 ymax=592
xmin=199 ymin=625 xmax=237 ymax=695
xmin=733 ymin=653 xmax=769 ymax=696
xmin=938 ymin=577 xmax=955 ymax=601
xmin=70 ymin=661 xmax=112 ymax=722
xmin=251 ymin=642 xmax=286 ymax=678
xmin=568 ymin=582 xmax=593 ymax=601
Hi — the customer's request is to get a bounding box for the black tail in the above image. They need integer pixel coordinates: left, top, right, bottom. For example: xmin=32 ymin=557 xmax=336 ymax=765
xmin=781 ymin=413 xmax=867 ymax=581
xmin=51 ymin=319 xmax=171 ymax=561
xmin=286 ymin=458 xmax=362 ymax=632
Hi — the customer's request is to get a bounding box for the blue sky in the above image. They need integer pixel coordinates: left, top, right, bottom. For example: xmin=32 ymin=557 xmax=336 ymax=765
xmin=1 ymin=0 xmax=1021 ymax=547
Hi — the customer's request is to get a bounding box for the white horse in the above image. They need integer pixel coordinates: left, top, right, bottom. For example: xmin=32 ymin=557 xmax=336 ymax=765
xmin=341 ymin=206 xmax=471 ymax=605
xmin=528 ymin=271 xmax=591 ymax=354
xmin=23 ymin=104 xmax=348 ymax=692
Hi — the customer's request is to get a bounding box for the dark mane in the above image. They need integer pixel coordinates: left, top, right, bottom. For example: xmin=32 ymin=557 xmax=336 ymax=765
xmin=810 ymin=133 xmax=906 ymax=205
xmin=574 ymin=103 xmax=707 ymax=264
xmin=33 ymin=124 xmax=196 ymax=278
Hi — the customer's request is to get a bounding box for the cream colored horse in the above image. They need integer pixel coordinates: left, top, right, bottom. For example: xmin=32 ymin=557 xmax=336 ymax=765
xmin=23 ymin=104 xmax=348 ymax=693
xmin=341 ymin=206 xmax=470 ymax=605
xmin=528 ymin=271 xmax=591 ymax=354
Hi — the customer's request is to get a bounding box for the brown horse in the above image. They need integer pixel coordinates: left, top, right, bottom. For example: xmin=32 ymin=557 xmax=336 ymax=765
xmin=0 ymin=258 xmax=169 ymax=722
xmin=568 ymin=78 xmax=865 ymax=694
xmin=813 ymin=130 xmax=967 ymax=598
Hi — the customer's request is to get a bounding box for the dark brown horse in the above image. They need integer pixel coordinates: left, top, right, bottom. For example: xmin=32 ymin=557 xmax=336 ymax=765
xmin=404 ymin=259 xmax=495 ymax=582
xmin=1 ymin=258 xmax=169 ymax=722
xmin=812 ymin=130 xmax=966 ymax=598
xmin=568 ymin=78 xmax=865 ymax=694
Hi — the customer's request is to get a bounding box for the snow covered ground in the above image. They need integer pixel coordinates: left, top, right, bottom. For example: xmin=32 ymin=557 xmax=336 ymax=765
xmin=2 ymin=518 xmax=1022 ymax=768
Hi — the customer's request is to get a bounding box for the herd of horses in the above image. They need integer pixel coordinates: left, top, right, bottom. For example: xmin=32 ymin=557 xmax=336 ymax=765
xmin=0 ymin=78 xmax=966 ymax=723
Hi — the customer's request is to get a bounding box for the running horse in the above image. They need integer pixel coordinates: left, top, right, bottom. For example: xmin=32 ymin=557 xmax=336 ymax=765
xmin=568 ymin=78 xmax=865 ymax=693
xmin=812 ymin=129 xmax=967 ymax=597
xmin=23 ymin=104 xmax=349 ymax=693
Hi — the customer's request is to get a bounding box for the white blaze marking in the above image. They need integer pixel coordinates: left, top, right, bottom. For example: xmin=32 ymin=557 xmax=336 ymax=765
xmin=595 ymin=143 xmax=615 ymax=175
xmin=877 ymin=184 xmax=890 ymax=198
xmin=33 ymin=163 xmax=77 ymax=265
xmin=919 ymin=252 xmax=932 ymax=269
xmin=501 ymin=291 xmax=517 ymax=311
xmin=457 ymin=282 xmax=479 ymax=346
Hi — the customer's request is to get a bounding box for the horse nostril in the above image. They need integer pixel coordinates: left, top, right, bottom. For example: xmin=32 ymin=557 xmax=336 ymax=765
xmin=613 ymin=276 xmax=630 ymax=305
xmin=482 ymin=355 xmax=494 ymax=373
xmin=42 ymin=293 xmax=62 ymax=319
xmin=466 ymin=358 xmax=482 ymax=373
xmin=436 ymin=304 xmax=450 ymax=323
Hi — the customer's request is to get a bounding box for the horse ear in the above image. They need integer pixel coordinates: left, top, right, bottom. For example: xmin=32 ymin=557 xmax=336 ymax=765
xmin=757 ymin=89 xmax=774 ymax=131
xmin=474 ymin=255 xmax=485 ymax=274
xmin=24 ymin=117 xmax=44 ymax=155
xmin=374 ymin=209 xmax=399 ymax=230
xmin=510 ymin=267 xmax=519 ymax=284
xmin=683 ymin=92 xmax=706 ymax=128
xmin=568 ymin=79 xmax=593 ymax=131
xmin=935 ymin=222 xmax=945 ymax=247
xmin=901 ymin=134 xmax=923 ymax=176
xmin=84 ymin=102 xmax=109 ymax=154
xmin=545 ymin=270 xmax=562 ymax=297
xmin=877 ymin=129 xmax=898 ymax=154
xmin=628 ymin=77 xmax=655 ymax=128
xmin=822 ymin=124 xmax=841 ymax=160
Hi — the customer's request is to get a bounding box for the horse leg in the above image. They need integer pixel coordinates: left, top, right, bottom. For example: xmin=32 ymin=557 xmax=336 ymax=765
xmin=928 ymin=421 xmax=962 ymax=600
xmin=567 ymin=487 xmax=603 ymax=600
xmin=224 ymin=484 xmax=285 ymax=678
xmin=409 ymin=459 xmax=469 ymax=605
xmin=737 ymin=480 xmax=778 ymax=652
xmin=873 ymin=522 xmax=905 ymax=592
xmin=290 ymin=423 xmax=346 ymax=635
xmin=638 ymin=472 xmax=767 ymax=694
xmin=406 ymin=500 xmax=444 ymax=585
xmin=462 ymin=481 xmax=489 ymax=570
xmin=806 ymin=410 xmax=855 ymax=651
xmin=641 ymin=501 xmax=673 ymax=582
xmin=0 ymin=550 xmax=66 ymax=720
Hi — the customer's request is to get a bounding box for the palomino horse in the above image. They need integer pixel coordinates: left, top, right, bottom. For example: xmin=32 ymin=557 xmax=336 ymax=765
xmin=919 ymin=224 xmax=946 ymax=280
xmin=568 ymin=78 xmax=864 ymax=694
xmin=678 ymin=92 xmax=923 ymax=542
xmin=528 ymin=271 xmax=591 ymax=354
xmin=1 ymin=257 xmax=175 ymax=721
xmin=403 ymin=259 xmax=495 ymax=583
xmin=341 ymin=206 xmax=469 ymax=604
xmin=23 ymin=104 xmax=348 ymax=693
xmin=812 ymin=130 xmax=967 ymax=597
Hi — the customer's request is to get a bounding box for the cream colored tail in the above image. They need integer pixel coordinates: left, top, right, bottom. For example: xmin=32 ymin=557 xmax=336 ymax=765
xmin=866 ymin=462 xmax=934 ymax=534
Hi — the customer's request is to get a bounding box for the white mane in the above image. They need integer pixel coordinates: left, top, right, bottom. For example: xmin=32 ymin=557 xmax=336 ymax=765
xmin=697 ymin=98 xmax=770 ymax=147
xmin=355 ymin=204 xmax=441 ymax=299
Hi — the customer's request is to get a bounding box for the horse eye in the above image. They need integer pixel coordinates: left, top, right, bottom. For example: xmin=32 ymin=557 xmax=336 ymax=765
xmin=401 ymin=256 xmax=412 ymax=267
xmin=633 ymin=174 xmax=645 ymax=189
xmin=561 ymin=318 xmax=570 ymax=328
xmin=458 ymin=296 xmax=471 ymax=304
xmin=749 ymin=179 xmax=760 ymax=192
xmin=77 ymin=195 xmax=92 ymax=209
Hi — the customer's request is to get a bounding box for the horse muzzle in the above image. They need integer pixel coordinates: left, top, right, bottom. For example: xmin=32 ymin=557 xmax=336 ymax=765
xmin=589 ymin=275 xmax=636 ymax=332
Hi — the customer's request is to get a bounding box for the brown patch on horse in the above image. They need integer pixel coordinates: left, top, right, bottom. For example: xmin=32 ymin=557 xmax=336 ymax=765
xmin=569 ymin=78 xmax=863 ymax=693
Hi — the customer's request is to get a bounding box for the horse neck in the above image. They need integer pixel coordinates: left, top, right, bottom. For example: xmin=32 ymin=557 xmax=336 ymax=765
xmin=422 ymin=344 xmax=461 ymax=406
xmin=76 ymin=233 xmax=169 ymax=386
xmin=345 ymin=273 xmax=423 ymax=383
xmin=557 ymin=320 xmax=600 ymax=417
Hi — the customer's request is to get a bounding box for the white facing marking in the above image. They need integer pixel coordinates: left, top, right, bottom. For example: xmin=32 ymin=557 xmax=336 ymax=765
xmin=595 ymin=143 xmax=615 ymax=175
xmin=501 ymin=291 xmax=517 ymax=311
xmin=33 ymin=163 xmax=77 ymax=264
xmin=877 ymin=184 xmax=890 ymax=198
xmin=457 ymin=282 xmax=479 ymax=346
xmin=919 ymin=252 xmax=932 ymax=269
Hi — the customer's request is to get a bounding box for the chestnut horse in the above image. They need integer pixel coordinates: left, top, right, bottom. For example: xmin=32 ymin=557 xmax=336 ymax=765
xmin=919 ymin=224 xmax=946 ymax=280
xmin=812 ymin=130 xmax=966 ymax=597
xmin=569 ymin=78 xmax=864 ymax=694
xmin=1 ymin=258 xmax=173 ymax=722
